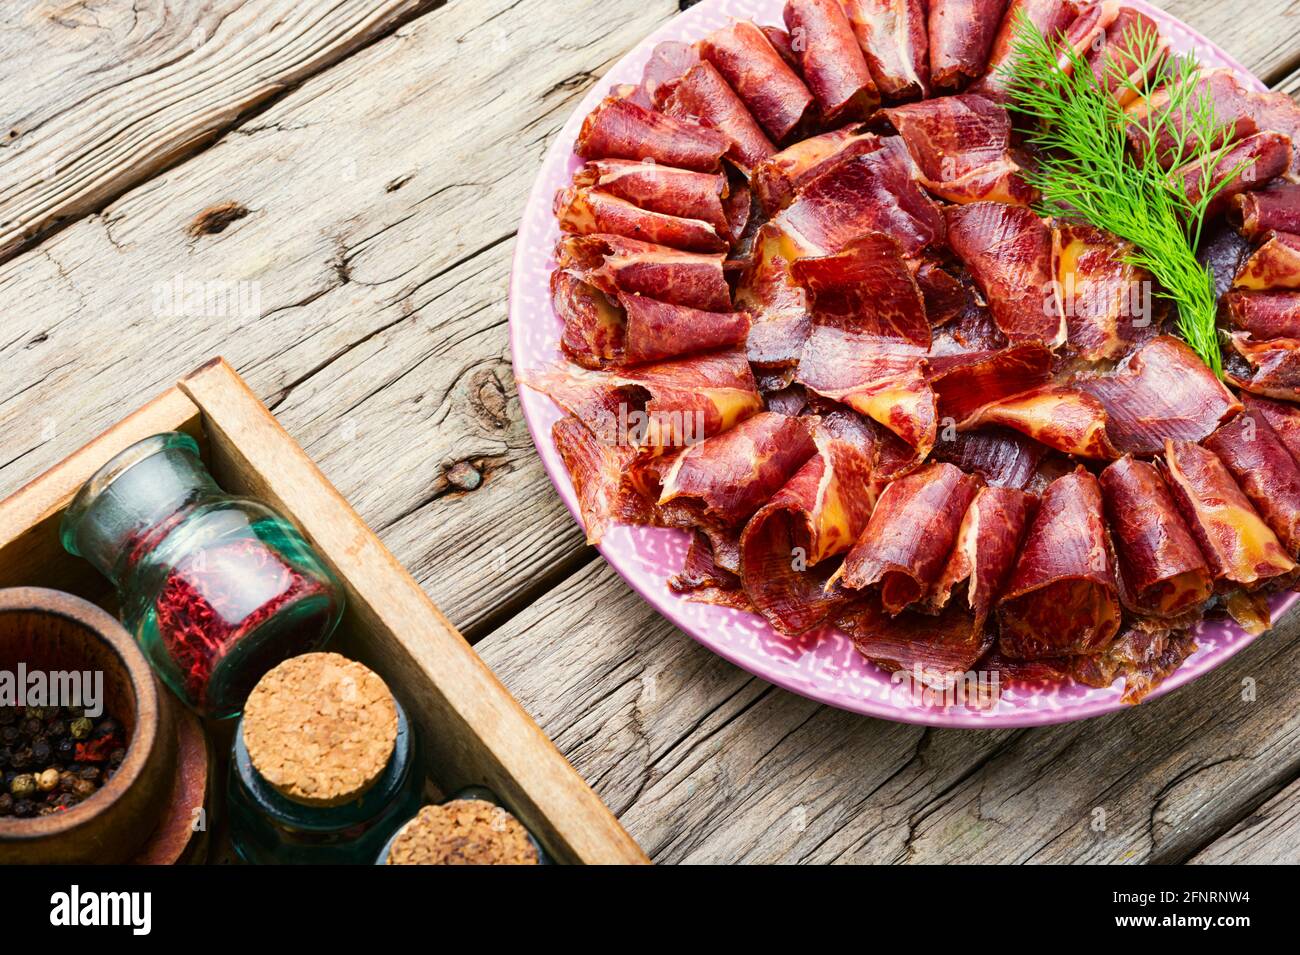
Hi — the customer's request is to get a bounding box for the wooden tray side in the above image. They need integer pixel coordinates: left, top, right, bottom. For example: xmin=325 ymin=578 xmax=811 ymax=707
xmin=178 ymin=359 xmax=648 ymax=865
xmin=0 ymin=388 xmax=203 ymax=593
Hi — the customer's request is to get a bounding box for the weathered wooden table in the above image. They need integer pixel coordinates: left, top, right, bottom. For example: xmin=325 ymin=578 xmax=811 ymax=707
xmin=2 ymin=0 xmax=1298 ymax=864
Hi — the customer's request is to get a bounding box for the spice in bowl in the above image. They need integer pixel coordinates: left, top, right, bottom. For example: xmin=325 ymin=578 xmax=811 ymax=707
xmin=0 ymin=706 xmax=127 ymax=819
xmin=380 ymin=790 xmax=544 ymax=865
xmin=227 ymin=653 xmax=423 ymax=864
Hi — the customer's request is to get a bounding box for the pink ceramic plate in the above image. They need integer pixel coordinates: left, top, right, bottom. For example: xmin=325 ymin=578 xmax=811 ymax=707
xmin=509 ymin=0 xmax=1294 ymax=727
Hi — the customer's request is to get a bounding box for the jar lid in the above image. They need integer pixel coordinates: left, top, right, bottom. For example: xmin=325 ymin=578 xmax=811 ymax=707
xmin=384 ymin=800 xmax=540 ymax=865
xmin=241 ymin=653 xmax=397 ymax=807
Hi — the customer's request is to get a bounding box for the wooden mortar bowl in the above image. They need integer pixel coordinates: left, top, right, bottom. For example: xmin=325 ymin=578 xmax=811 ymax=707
xmin=0 ymin=587 xmax=178 ymax=863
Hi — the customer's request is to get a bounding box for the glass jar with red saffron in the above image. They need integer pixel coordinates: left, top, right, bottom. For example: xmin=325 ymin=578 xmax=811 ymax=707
xmin=61 ymin=433 xmax=344 ymax=718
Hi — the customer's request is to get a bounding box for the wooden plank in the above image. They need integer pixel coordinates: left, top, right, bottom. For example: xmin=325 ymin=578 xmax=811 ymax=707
xmin=475 ymin=558 xmax=1300 ymax=863
xmin=0 ymin=0 xmax=443 ymax=261
xmin=0 ymin=0 xmax=681 ymax=635
xmin=177 ymin=358 xmax=648 ymax=865
xmin=1188 ymin=778 xmax=1300 ymax=865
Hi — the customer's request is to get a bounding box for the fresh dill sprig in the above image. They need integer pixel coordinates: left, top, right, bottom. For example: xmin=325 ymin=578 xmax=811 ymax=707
xmin=1002 ymin=10 xmax=1251 ymax=376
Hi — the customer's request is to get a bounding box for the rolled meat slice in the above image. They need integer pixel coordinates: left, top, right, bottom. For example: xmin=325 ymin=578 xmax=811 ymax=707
xmin=838 ymin=461 xmax=982 ymax=613
xmin=997 ymin=468 xmax=1122 ymax=660
xmin=1203 ymin=411 xmax=1300 ymax=556
xmin=784 ymin=0 xmax=881 ymax=123
xmin=554 ymin=186 xmax=727 ymax=252
xmin=928 ymin=0 xmax=1010 ymax=92
xmin=552 ymin=416 xmax=657 ymax=544
xmin=735 ymin=222 xmax=812 ymax=368
xmin=927 ymin=485 xmax=1036 ymax=625
xmin=1125 ymin=68 xmax=1260 ymax=170
xmin=841 ymin=0 xmax=930 ymax=102
xmin=931 ymin=426 xmax=1047 ymax=489
xmin=555 ymin=234 xmax=732 ymax=311
xmin=978 ymin=0 xmax=1081 ymax=95
xmin=1161 ymin=439 xmax=1296 ymax=589
xmin=1099 ymin=456 xmax=1213 ymax=617
xmin=1056 ymin=222 xmax=1158 ymax=361
xmin=577 ymin=96 xmax=729 ymax=171
xmin=571 ymin=160 xmax=731 ymax=232
xmin=669 ymin=531 xmax=753 ymax=610
xmin=958 ymin=384 xmax=1118 ymax=459
xmin=1222 ymin=291 xmax=1300 ymax=340
xmin=1232 ymin=231 xmax=1300 ymax=291
xmin=929 ymin=342 xmax=1053 ymax=423
xmin=1085 ymin=6 xmax=1166 ymax=107
xmin=1198 ymin=221 xmax=1252 ymax=302
xmin=739 ymin=411 xmax=884 ymax=633
xmin=750 ymin=127 xmax=884 ymax=212
xmin=1223 ymin=334 xmax=1300 ymax=400
xmin=945 ymin=202 xmax=1067 ymax=346
xmin=839 ymin=598 xmax=994 ymax=690
xmin=1234 ymin=182 xmax=1300 ymax=239
xmin=1078 ymin=336 xmax=1241 ymax=456
xmin=1241 ymin=393 xmax=1300 ymax=467
xmin=1172 ymin=131 xmax=1293 ymax=218
xmin=659 ymin=412 xmax=818 ymax=528
xmin=658 ymin=61 xmax=777 ymax=176
xmin=877 ymin=93 xmax=1036 ymax=205
xmin=700 ymin=20 xmax=817 ymax=143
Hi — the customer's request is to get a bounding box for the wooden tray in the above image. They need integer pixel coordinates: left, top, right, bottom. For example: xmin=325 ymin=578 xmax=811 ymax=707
xmin=0 ymin=358 xmax=648 ymax=865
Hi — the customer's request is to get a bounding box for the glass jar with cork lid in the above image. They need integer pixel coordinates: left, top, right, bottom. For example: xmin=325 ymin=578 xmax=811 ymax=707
xmin=377 ymin=787 xmax=548 ymax=865
xmin=227 ymin=652 xmax=423 ymax=864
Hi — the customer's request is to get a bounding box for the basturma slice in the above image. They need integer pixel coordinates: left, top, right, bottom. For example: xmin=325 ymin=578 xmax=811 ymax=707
xmin=926 ymin=485 xmax=1035 ymax=625
xmin=977 ymin=0 xmax=1081 ymax=96
xmin=1078 ymin=336 xmax=1241 ymax=456
xmin=930 ymin=426 xmax=1046 ymax=489
xmin=839 ymin=596 xmax=993 ymax=691
xmin=997 ymin=467 xmax=1122 ymax=660
xmin=927 ymin=0 xmax=1009 ymax=92
xmin=1171 ymin=131 xmax=1294 ymax=218
xmin=1056 ymin=222 xmax=1157 ymax=361
xmin=841 ymin=0 xmax=930 ymax=102
xmin=571 ymin=160 xmax=731 ymax=232
xmin=658 ymin=61 xmax=778 ymax=176
xmin=554 ymin=185 xmax=727 ymax=252
xmin=1234 ymin=182 xmax=1300 ymax=240
xmin=1203 ymin=411 xmax=1300 ymax=557
xmin=784 ymin=0 xmax=881 ymax=123
xmin=700 ymin=20 xmax=817 ymax=143
xmin=1100 ymin=456 xmax=1213 ymax=617
xmin=750 ymin=127 xmax=883 ymax=213
xmin=956 ymin=384 xmax=1117 ymax=459
xmin=552 ymin=416 xmax=656 ymax=544
xmin=555 ymin=234 xmax=732 ymax=311
xmin=1224 ymin=335 xmax=1300 ymax=400
xmin=740 ymin=410 xmax=882 ymax=634
xmin=658 ymin=412 xmax=818 ymax=529
xmin=1161 ymin=439 xmax=1296 ymax=590
xmin=1221 ymin=291 xmax=1300 ymax=340
xmin=945 ymin=202 xmax=1066 ymax=346
xmin=928 ymin=342 xmax=1052 ymax=422
xmin=838 ymin=461 xmax=981 ymax=613
xmin=1233 ymin=231 xmax=1300 ymax=291
xmin=877 ymin=93 xmax=1035 ymax=205
xmin=1242 ymin=394 xmax=1300 ymax=468
xmin=577 ymin=96 xmax=729 ymax=171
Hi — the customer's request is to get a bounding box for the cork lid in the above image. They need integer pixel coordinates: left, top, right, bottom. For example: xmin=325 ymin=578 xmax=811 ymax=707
xmin=385 ymin=800 xmax=540 ymax=865
xmin=242 ymin=652 xmax=398 ymax=807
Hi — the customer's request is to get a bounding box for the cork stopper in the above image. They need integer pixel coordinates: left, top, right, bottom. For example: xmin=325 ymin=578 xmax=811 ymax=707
xmin=385 ymin=800 xmax=539 ymax=865
xmin=242 ymin=652 xmax=398 ymax=807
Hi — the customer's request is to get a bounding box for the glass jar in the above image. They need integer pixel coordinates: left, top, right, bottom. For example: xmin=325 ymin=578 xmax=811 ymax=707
xmin=377 ymin=787 xmax=550 ymax=865
xmin=227 ymin=687 xmax=423 ymax=865
xmin=61 ymin=432 xmax=344 ymax=718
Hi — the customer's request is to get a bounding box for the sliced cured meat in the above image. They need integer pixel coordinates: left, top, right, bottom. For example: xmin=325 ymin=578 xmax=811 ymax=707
xmin=1125 ymin=69 xmax=1260 ymax=170
xmin=928 ymin=0 xmax=1010 ymax=92
xmin=841 ymin=0 xmax=930 ymax=101
xmin=1056 ymin=222 xmax=1157 ymax=360
xmin=1054 ymin=1 xmax=1122 ymax=75
xmin=958 ymin=384 xmax=1117 ymax=459
xmin=669 ymin=531 xmax=754 ymax=610
xmin=1232 ymin=231 xmax=1300 ymax=291
xmin=776 ymin=139 xmax=946 ymax=255
xmin=915 ymin=259 xmax=973 ymax=329
xmin=1161 ymin=439 xmax=1296 ymax=588
xmin=1241 ymin=393 xmax=1300 ymax=467
xmin=553 ymin=269 xmax=625 ymax=368
xmin=634 ymin=40 xmax=701 ymax=108
xmin=554 ymin=185 xmax=727 ymax=252
xmin=997 ymin=468 xmax=1122 ymax=660
xmin=1224 ymin=334 xmax=1300 ymax=400
xmin=740 ymin=411 xmax=883 ymax=633
xmin=1222 ymin=291 xmax=1300 ymax=340
xmin=572 ymin=160 xmax=730 ymax=232
xmin=931 ymin=426 xmax=1047 ymax=489
xmin=784 ymin=0 xmax=881 ymax=123
xmin=751 ymin=127 xmax=883 ymax=212
xmin=838 ymin=462 xmax=981 ymax=612
xmin=1204 ymin=411 xmax=1300 ymax=556
xmin=734 ymin=223 xmax=811 ymax=367
xmin=1234 ymin=182 xmax=1300 ymax=239
xmin=1197 ymin=221 xmax=1252 ymax=302
xmin=552 ymin=416 xmax=655 ymax=544
xmin=878 ymin=93 xmax=1036 ymax=204
xmin=790 ymin=232 xmax=931 ymax=346
xmin=1085 ymin=6 xmax=1166 ymax=107
xmin=978 ymin=0 xmax=1082 ymax=95
xmin=929 ymin=342 xmax=1053 ymax=422
xmin=840 ymin=597 xmax=994 ymax=689
xmin=928 ymin=485 xmax=1035 ymax=624
xmin=659 ymin=412 xmax=818 ymax=528
xmin=658 ymin=61 xmax=777 ymax=175
xmin=945 ymin=203 xmax=1067 ymax=346
xmin=555 ymin=234 xmax=732 ymax=311
xmin=762 ymin=25 xmax=801 ymax=69
xmin=700 ymin=20 xmax=818 ymax=143
xmin=1077 ymin=336 xmax=1241 ymax=456
xmin=1172 ymin=131 xmax=1293 ymax=218
xmin=519 ymin=348 xmax=762 ymax=455
xmin=1100 ymin=456 xmax=1213 ymax=617
xmin=577 ymin=95 xmax=729 ymax=171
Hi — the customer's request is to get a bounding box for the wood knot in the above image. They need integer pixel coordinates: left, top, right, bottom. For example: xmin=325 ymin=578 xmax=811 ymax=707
xmin=467 ymin=369 xmax=510 ymax=430
xmin=188 ymin=201 xmax=249 ymax=237
xmin=444 ymin=460 xmax=482 ymax=492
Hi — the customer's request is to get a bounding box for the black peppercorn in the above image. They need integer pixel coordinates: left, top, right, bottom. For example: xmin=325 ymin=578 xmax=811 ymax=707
xmin=71 ymin=778 xmax=96 ymax=799
xmin=55 ymin=738 xmax=75 ymax=762
xmin=31 ymin=739 xmax=52 ymax=767
xmin=1 ymin=725 xmax=18 ymax=745
xmin=9 ymin=746 xmax=32 ymax=771
xmin=58 ymin=771 xmax=77 ymax=793
xmin=76 ymin=764 xmax=100 ymax=782
xmin=0 ymin=708 xmax=16 ymax=725
xmin=25 ymin=706 xmax=46 ymax=721
xmin=108 ymin=748 xmax=126 ymax=769
xmin=12 ymin=798 xmax=35 ymax=818
xmin=46 ymin=719 xmax=66 ymax=738
xmin=91 ymin=718 xmax=120 ymax=739
xmin=20 ymin=718 xmax=42 ymax=739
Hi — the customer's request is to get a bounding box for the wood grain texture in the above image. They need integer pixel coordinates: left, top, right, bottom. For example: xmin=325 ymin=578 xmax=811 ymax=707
xmin=1189 ymin=777 xmax=1300 ymax=864
xmin=0 ymin=0 xmax=443 ymax=261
